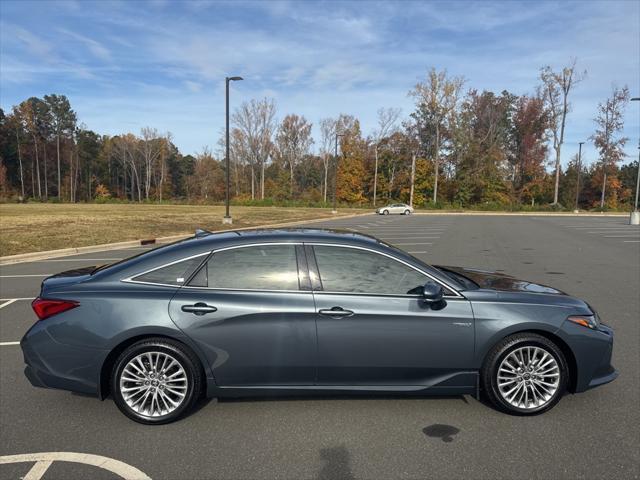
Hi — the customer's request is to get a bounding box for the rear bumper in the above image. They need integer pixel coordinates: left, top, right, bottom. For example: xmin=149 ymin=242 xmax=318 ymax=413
xmin=21 ymin=323 xmax=107 ymax=397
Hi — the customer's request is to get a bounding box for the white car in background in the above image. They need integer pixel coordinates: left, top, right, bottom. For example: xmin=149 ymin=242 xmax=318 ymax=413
xmin=376 ymin=203 xmax=414 ymax=215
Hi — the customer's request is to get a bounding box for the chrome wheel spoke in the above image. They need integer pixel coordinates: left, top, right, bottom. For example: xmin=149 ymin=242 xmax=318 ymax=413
xmin=497 ymin=346 xmax=560 ymax=410
xmin=120 ymin=351 xmax=188 ymax=418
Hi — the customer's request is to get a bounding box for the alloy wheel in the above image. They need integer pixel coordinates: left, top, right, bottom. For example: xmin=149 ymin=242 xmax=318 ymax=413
xmin=119 ymin=351 xmax=188 ymax=417
xmin=496 ymin=346 xmax=560 ymax=410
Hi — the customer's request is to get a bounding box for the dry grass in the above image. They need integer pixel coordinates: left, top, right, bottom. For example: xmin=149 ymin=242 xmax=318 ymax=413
xmin=0 ymin=204 xmax=364 ymax=256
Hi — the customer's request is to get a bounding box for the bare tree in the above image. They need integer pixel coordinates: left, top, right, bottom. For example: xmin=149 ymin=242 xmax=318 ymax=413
xmin=410 ymin=68 xmax=464 ymax=203
xmin=319 ymin=118 xmax=336 ymax=202
xmin=540 ymin=58 xmax=586 ymax=205
xmin=276 ymin=114 xmax=313 ymax=198
xmin=372 ymin=107 xmax=401 ymax=206
xmin=139 ymin=127 xmax=162 ymax=200
xmin=591 ymin=85 xmax=630 ymax=208
xmin=232 ymin=98 xmax=276 ymax=199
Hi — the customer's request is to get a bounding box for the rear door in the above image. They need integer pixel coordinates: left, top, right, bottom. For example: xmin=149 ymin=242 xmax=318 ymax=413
xmin=169 ymin=243 xmax=317 ymax=386
xmin=307 ymin=244 xmax=475 ymax=387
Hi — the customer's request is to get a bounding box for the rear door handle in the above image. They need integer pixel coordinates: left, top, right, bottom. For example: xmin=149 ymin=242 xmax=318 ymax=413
xmin=319 ymin=307 xmax=354 ymax=318
xmin=181 ymin=302 xmax=217 ymax=316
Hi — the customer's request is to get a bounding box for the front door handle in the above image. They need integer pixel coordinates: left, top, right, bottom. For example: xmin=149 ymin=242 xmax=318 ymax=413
xmin=181 ymin=302 xmax=217 ymax=316
xmin=319 ymin=307 xmax=354 ymax=318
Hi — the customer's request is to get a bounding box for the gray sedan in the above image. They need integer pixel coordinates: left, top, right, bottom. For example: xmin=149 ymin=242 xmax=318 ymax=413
xmin=22 ymin=229 xmax=616 ymax=424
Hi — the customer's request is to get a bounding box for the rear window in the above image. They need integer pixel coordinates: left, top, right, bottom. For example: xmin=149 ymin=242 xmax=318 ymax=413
xmin=132 ymin=255 xmax=206 ymax=286
xmin=188 ymin=245 xmax=299 ymax=290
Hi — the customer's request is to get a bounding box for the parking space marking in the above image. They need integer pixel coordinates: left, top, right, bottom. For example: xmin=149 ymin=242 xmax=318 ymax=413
xmin=0 ymin=298 xmax=32 ymax=302
xmin=0 ymin=299 xmax=18 ymax=309
xmin=0 ymin=274 xmax=52 ymax=278
xmin=35 ymin=258 xmax=123 ymax=262
xmin=393 ymin=242 xmax=433 ymax=246
xmin=0 ymin=452 xmax=152 ymax=480
xmin=0 ymin=341 xmax=20 ymax=346
xmin=407 ymin=251 xmax=428 ymax=254
xmin=623 ymin=240 xmax=640 ymax=243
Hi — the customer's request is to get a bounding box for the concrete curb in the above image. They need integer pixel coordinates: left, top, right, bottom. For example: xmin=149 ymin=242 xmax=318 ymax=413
xmin=0 ymin=212 xmax=370 ymax=266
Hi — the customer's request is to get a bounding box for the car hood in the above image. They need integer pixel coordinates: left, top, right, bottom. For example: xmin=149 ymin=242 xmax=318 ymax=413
xmin=436 ymin=265 xmax=566 ymax=295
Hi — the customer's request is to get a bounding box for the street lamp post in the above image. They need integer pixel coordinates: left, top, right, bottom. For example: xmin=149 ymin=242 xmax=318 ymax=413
xmin=574 ymin=141 xmax=584 ymax=212
xmin=332 ymin=133 xmax=344 ymax=214
xmin=631 ymin=97 xmax=639 ymax=225
xmin=223 ymin=75 xmax=243 ymax=225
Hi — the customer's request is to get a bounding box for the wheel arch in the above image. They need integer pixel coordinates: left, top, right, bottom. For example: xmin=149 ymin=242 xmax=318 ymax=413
xmin=98 ymin=333 xmax=208 ymax=400
xmin=482 ymin=328 xmax=578 ymax=393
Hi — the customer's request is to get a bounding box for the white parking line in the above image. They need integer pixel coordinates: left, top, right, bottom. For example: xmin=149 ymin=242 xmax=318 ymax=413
xmin=36 ymin=258 xmax=123 ymax=262
xmin=393 ymin=242 xmax=433 ymax=246
xmin=0 ymin=274 xmax=51 ymax=278
xmin=0 ymin=299 xmax=18 ymax=309
xmin=603 ymin=235 xmax=640 ymax=238
xmin=623 ymin=240 xmax=640 ymax=243
xmin=0 ymin=341 xmax=19 ymax=346
xmin=407 ymin=251 xmax=428 ymax=254
xmin=0 ymin=298 xmax=32 ymax=301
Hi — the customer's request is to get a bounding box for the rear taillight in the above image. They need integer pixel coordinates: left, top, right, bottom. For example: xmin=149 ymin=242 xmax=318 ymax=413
xmin=31 ymin=298 xmax=79 ymax=320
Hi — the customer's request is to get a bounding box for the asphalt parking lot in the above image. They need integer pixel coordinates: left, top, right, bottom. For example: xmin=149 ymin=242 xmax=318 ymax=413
xmin=1 ymin=213 xmax=639 ymax=480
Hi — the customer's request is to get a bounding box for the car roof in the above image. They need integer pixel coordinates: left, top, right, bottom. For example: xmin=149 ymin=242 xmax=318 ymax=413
xmin=93 ymin=227 xmax=463 ymax=291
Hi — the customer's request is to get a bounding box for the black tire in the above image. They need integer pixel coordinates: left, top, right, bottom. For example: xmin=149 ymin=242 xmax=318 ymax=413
xmin=481 ymin=333 xmax=568 ymax=415
xmin=111 ymin=337 xmax=203 ymax=424
xmin=383 ymin=209 xmax=389 ymax=215
xmin=404 ymin=209 xmax=411 ymax=215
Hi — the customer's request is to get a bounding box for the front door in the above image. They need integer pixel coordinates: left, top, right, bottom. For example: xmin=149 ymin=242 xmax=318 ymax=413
xmin=169 ymin=244 xmax=317 ymax=386
xmin=307 ymin=244 xmax=475 ymax=387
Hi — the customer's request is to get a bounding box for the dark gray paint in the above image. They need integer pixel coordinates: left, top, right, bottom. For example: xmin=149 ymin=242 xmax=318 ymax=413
xmin=20 ymin=228 xmax=616 ymax=401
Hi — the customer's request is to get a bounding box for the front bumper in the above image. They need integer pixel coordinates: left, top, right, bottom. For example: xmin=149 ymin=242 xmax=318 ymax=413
xmin=561 ymin=321 xmax=618 ymax=393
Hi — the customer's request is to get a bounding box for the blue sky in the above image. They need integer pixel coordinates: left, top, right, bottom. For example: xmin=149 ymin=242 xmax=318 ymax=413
xmin=1 ymin=0 xmax=638 ymax=166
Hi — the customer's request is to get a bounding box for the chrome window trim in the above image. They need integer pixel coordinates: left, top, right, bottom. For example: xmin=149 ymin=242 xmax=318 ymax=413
xmin=307 ymin=242 xmax=463 ymax=298
xmin=120 ymin=241 xmax=463 ymax=298
xmin=121 ymin=252 xmax=211 ymax=288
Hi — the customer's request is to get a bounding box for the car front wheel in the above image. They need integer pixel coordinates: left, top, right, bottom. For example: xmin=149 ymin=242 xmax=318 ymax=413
xmin=383 ymin=209 xmax=389 ymax=215
xmin=404 ymin=209 xmax=411 ymax=215
xmin=481 ymin=333 xmax=568 ymax=415
xmin=111 ymin=338 xmax=202 ymax=424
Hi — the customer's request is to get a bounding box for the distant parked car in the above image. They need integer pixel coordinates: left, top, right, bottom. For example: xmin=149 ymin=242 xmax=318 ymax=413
xmin=376 ymin=203 xmax=414 ymax=215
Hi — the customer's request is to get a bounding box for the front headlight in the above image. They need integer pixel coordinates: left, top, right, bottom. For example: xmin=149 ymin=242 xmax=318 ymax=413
xmin=567 ymin=314 xmax=600 ymax=330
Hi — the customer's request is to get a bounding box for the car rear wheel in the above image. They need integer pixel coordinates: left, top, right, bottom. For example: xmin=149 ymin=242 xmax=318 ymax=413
xmin=111 ymin=338 xmax=202 ymax=424
xmin=383 ymin=209 xmax=389 ymax=215
xmin=481 ymin=333 xmax=567 ymax=415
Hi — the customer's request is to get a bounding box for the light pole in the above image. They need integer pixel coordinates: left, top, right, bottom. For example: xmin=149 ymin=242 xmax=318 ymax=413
xmin=574 ymin=141 xmax=584 ymax=212
xmin=223 ymin=75 xmax=243 ymax=224
xmin=332 ymin=133 xmax=344 ymax=214
xmin=631 ymin=97 xmax=639 ymax=225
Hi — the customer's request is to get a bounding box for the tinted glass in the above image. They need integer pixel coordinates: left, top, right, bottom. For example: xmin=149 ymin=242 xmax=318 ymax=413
xmin=313 ymin=246 xmax=427 ymax=294
xmin=133 ymin=256 xmax=205 ymax=286
xmin=199 ymin=245 xmax=299 ymax=290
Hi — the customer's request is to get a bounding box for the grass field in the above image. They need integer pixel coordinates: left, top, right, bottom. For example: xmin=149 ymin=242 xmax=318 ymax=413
xmin=0 ymin=204 xmax=364 ymax=256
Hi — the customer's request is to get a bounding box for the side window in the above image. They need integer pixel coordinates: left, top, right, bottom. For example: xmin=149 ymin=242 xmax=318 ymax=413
xmin=132 ymin=255 xmax=206 ymax=286
xmin=312 ymin=246 xmax=428 ymax=295
xmin=189 ymin=245 xmax=299 ymax=291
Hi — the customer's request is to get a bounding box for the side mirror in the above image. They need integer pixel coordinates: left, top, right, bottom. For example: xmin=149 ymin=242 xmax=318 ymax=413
xmin=422 ymin=281 xmax=444 ymax=303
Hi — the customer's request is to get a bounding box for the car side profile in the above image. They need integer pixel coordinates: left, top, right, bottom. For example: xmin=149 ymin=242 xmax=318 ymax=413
xmin=21 ymin=229 xmax=617 ymax=424
xmin=376 ymin=203 xmax=414 ymax=215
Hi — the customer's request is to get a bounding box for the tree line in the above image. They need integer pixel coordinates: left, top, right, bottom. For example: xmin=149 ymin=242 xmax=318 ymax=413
xmin=0 ymin=60 xmax=636 ymax=210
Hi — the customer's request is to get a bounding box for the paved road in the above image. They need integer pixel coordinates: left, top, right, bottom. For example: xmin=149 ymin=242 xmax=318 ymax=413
xmin=1 ymin=214 xmax=639 ymax=480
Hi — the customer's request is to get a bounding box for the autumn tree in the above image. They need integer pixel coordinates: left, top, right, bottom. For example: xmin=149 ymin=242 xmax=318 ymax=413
xmin=275 ymin=114 xmax=313 ymax=198
xmin=410 ymin=68 xmax=464 ymax=203
xmin=540 ymin=59 xmax=586 ymax=205
xmin=591 ymin=85 xmax=630 ymax=208
xmin=319 ymin=118 xmax=336 ymax=202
